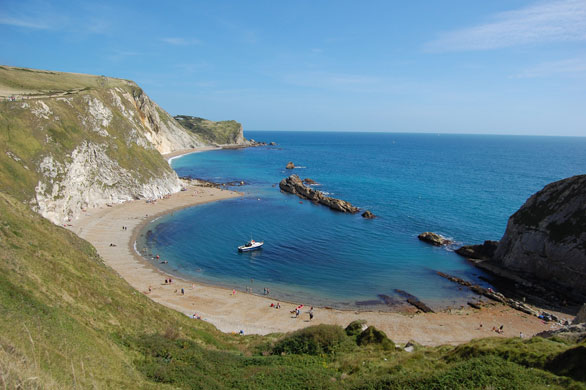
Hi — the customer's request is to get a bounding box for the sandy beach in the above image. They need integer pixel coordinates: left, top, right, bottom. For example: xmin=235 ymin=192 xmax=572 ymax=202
xmin=67 ymin=166 xmax=569 ymax=346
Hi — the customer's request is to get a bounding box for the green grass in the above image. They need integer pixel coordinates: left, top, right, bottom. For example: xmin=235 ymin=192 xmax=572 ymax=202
xmin=0 ymin=65 xmax=129 ymax=96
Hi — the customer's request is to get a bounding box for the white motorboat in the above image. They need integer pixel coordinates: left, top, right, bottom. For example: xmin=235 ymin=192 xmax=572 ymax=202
xmin=238 ymin=239 xmax=264 ymax=252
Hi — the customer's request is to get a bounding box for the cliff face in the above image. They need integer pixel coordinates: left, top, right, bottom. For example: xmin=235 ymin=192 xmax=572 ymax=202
xmin=174 ymin=115 xmax=247 ymax=145
xmin=493 ymin=175 xmax=586 ymax=296
xmin=0 ymin=66 xmax=206 ymax=224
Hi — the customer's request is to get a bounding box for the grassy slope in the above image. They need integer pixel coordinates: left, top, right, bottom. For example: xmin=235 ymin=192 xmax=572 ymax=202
xmin=174 ymin=115 xmax=243 ymax=145
xmin=1 ymin=191 xmax=584 ymax=389
xmin=0 ymin=68 xmax=172 ymax=203
xmin=0 ymin=65 xmax=128 ymax=96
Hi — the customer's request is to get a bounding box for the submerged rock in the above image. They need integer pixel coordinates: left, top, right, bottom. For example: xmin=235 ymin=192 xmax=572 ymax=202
xmin=286 ymin=161 xmax=295 ymax=169
xmin=361 ymin=210 xmax=375 ymax=219
xmin=418 ymin=232 xmax=452 ymax=246
xmin=279 ymin=174 xmax=359 ymax=213
xmin=303 ymin=178 xmax=318 ymax=185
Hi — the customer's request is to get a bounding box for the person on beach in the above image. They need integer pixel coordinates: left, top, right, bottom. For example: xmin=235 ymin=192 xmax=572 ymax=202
xmin=232 ymin=289 xmax=236 ymax=295
xmin=181 ymin=288 xmax=184 ymax=295
xmin=165 ymin=279 xmax=168 ymax=284
xmin=309 ymin=307 xmax=314 ymax=321
xmin=276 ymin=302 xmax=281 ymax=309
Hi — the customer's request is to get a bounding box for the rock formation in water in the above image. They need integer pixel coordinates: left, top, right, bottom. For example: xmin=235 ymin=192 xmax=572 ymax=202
xmin=418 ymin=232 xmax=452 ymax=246
xmin=286 ymin=161 xmax=295 ymax=169
xmin=362 ymin=210 xmax=376 ymax=219
xmin=491 ymin=175 xmax=586 ymax=297
xmin=303 ymin=178 xmax=318 ymax=185
xmin=0 ymin=65 xmax=229 ymax=224
xmin=455 ymin=241 xmax=499 ymax=260
xmin=279 ymin=174 xmax=359 ymax=213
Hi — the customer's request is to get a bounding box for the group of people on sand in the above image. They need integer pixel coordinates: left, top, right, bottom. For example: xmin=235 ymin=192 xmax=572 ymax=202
xmin=270 ymin=302 xmax=281 ymax=309
xmin=290 ymin=305 xmax=314 ymax=320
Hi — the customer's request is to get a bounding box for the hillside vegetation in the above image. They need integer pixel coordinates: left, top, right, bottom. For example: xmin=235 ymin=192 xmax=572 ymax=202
xmin=1 ymin=191 xmax=585 ymax=389
xmin=175 ymin=115 xmax=245 ymax=145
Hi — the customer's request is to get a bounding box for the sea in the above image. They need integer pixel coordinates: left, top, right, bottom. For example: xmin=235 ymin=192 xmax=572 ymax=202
xmin=136 ymin=132 xmax=586 ymax=311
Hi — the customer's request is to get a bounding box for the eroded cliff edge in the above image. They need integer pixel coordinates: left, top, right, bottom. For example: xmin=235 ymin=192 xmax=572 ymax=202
xmin=0 ymin=66 xmax=208 ymax=224
xmin=492 ymin=174 xmax=586 ymax=297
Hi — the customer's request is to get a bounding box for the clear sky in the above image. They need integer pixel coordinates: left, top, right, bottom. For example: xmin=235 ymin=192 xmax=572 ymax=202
xmin=1 ymin=0 xmax=585 ymax=136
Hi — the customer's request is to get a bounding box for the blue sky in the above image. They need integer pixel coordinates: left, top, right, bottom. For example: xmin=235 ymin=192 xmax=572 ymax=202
xmin=1 ymin=0 xmax=585 ymax=136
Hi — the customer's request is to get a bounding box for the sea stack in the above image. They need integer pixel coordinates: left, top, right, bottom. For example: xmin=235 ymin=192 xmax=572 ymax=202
xmin=286 ymin=161 xmax=295 ymax=169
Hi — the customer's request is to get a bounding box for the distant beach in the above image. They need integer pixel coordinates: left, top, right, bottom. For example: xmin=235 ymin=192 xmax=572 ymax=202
xmin=66 ymin=145 xmax=571 ymax=345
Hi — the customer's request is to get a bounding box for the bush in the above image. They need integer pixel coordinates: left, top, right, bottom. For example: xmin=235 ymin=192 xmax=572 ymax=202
xmin=345 ymin=320 xmax=367 ymax=336
xmin=356 ymin=326 xmax=394 ymax=350
xmin=272 ymin=325 xmax=347 ymax=355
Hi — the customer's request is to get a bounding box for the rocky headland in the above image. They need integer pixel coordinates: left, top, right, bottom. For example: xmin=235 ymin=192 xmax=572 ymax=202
xmin=456 ymin=175 xmax=586 ymax=302
xmin=279 ymin=174 xmax=359 ymax=213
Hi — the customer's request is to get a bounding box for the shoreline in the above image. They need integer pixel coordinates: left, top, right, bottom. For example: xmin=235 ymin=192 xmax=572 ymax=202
xmin=64 ymin=146 xmax=571 ymax=345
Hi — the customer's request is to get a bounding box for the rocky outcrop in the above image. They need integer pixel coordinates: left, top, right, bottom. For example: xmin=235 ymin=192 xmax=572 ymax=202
xmin=303 ymin=178 xmax=318 ymax=185
xmin=286 ymin=161 xmax=295 ymax=169
xmin=492 ymin=175 xmax=586 ymax=297
xmin=0 ymin=66 xmax=211 ymax=224
xmin=455 ymin=241 xmax=499 ymax=260
xmin=418 ymin=232 xmax=452 ymax=246
xmin=279 ymin=174 xmax=359 ymax=213
xmin=362 ymin=210 xmax=376 ymax=219
xmin=572 ymin=304 xmax=586 ymax=325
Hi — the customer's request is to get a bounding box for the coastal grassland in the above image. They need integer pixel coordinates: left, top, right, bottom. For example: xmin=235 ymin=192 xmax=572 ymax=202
xmin=0 ymin=65 xmax=129 ymax=96
xmin=174 ymin=115 xmax=243 ymax=145
xmin=1 ymin=191 xmax=585 ymax=389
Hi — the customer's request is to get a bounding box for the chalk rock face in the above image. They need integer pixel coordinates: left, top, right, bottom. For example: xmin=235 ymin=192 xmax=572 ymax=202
xmin=493 ymin=175 xmax=586 ymax=296
xmin=279 ymin=174 xmax=359 ymax=213
xmin=0 ymin=67 xmax=209 ymax=224
xmin=418 ymin=232 xmax=452 ymax=246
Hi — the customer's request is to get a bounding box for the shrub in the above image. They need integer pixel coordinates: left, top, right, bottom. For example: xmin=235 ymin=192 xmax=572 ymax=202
xmin=346 ymin=320 xmax=367 ymax=336
xmin=356 ymin=326 xmax=394 ymax=350
xmin=272 ymin=325 xmax=347 ymax=355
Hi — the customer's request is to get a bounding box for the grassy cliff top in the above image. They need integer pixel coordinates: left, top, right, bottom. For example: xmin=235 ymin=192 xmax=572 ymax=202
xmin=0 ymin=65 xmax=131 ymax=97
xmin=174 ymin=114 xmax=244 ymax=145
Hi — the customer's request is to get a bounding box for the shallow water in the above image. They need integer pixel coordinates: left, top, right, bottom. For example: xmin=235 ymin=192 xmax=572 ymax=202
xmin=138 ymin=132 xmax=586 ymax=310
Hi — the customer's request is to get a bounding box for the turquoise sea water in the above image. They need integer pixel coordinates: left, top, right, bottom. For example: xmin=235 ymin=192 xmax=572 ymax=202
xmin=138 ymin=132 xmax=586 ymax=310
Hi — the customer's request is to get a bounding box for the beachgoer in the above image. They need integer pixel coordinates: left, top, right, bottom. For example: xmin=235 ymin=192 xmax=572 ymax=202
xmin=169 ymin=278 xmax=172 ymax=284
xmin=520 ymin=332 xmax=524 ymax=338
xmin=148 ymin=286 xmax=152 ymax=293
xmin=309 ymin=308 xmax=314 ymax=321
xmin=165 ymin=279 xmax=168 ymax=284
xmin=276 ymin=302 xmax=281 ymax=309
xmin=181 ymin=288 xmax=184 ymax=295
xmin=232 ymin=289 xmax=236 ymax=295
xmin=295 ymin=309 xmax=300 ymax=318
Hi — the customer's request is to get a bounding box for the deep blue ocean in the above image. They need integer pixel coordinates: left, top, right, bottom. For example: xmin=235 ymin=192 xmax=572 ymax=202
xmin=138 ymin=132 xmax=586 ymax=310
